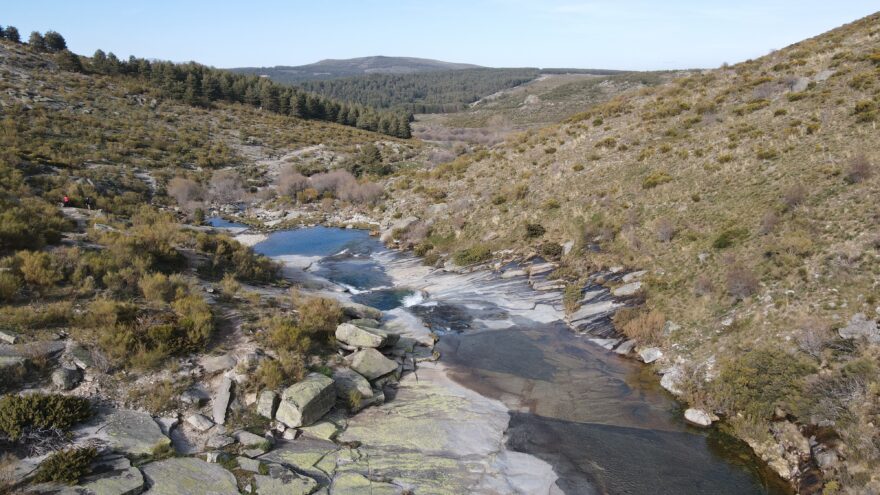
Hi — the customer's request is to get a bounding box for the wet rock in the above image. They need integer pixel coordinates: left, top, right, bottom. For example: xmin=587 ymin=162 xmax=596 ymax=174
xmin=257 ymin=390 xmax=279 ymax=419
xmin=612 ymin=281 xmax=642 ymax=297
xmin=346 ymin=348 xmax=398 ymax=380
xmin=332 ymin=368 xmax=373 ymax=402
xmin=186 ymin=413 xmax=214 ymax=432
xmin=838 ymin=313 xmax=879 ymax=343
xmin=684 ymin=408 xmax=716 ymax=427
xmin=638 ymin=347 xmax=663 ymax=364
xmin=212 ymin=376 xmax=233 ymax=425
xmin=335 ymin=323 xmax=394 ymax=348
xmin=276 ymin=373 xmax=336 ymax=428
xmin=51 ymin=365 xmax=81 ymax=390
xmin=253 ymin=464 xmax=318 ymax=495
xmin=141 ymin=457 xmax=238 ymax=495
xmin=104 ymin=410 xmax=171 ymax=456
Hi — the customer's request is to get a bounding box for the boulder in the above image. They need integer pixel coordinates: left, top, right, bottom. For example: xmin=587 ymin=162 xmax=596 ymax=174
xmin=257 ymin=390 xmax=279 ymax=419
xmin=0 ymin=330 xmax=19 ymax=344
xmin=838 ymin=313 xmax=880 ymax=343
xmin=185 ymin=413 xmax=214 ymax=432
xmin=341 ymin=302 xmax=382 ymax=321
xmin=684 ymin=408 xmax=716 ymax=427
xmin=276 ymin=373 xmax=336 ymax=428
xmin=206 ymin=434 xmax=234 ymax=449
xmin=349 ymin=318 xmax=380 ymax=328
xmin=212 ymin=376 xmax=233 ymax=425
xmin=141 ymin=457 xmax=238 ymax=495
xmin=253 ymin=464 xmax=318 ymax=495
xmin=236 ymin=456 xmax=263 ymax=473
xmin=612 ymin=281 xmax=642 ymax=297
xmin=51 ymin=365 xmax=81 ymax=390
xmin=104 ymin=410 xmax=171 ymax=456
xmin=638 ymin=347 xmax=663 ymax=364
xmin=335 ymin=323 xmax=391 ymax=349
xmin=614 ymin=340 xmax=636 ymax=355
xmin=660 ymin=365 xmax=684 ymax=396
xmin=155 ymin=416 xmax=179 ymax=436
xmin=299 ymin=420 xmax=339 ymax=441
xmin=179 ymin=387 xmax=209 ymax=407
xmin=332 ymin=368 xmax=373 ymax=403
xmin=235 ymin=430 xmax=269 ymax=448
xmin=346 ymin=348 xmax=398 ymax=381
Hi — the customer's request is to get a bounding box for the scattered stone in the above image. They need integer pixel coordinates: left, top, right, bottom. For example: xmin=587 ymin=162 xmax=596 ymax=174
xmin=622 ymin=270 xmax=647 ymax=283
xmin=235 ymin=430 xmax=268 ymax=448
xmin=206 ymin=434 xmax=234 ymax=449
xmin=335 ymin=323 xmax=392 ymax=348
xmin=51 ymin=365 xmax=81 ymax=390
xmin=562 ymin=240 xmax=575 ymax=256
xmin=612 ymin=281 xmax=642 ymax=297
xmin=212 ymin=376 xmax=233 ymax=425
xmin=253 ymin=464 xmax=318 ymax=495
xmin=141 ymin=457 xmax=238 ymax=495
xmin=104 ymin=410 xmax=171 ymax=456
xmin=720 ymin=317 xmax=734 ymax=327
xmin=838 ymin=313 xmax=880 ymax=343
xmin=346 ymin=348 xmax=398 ymax=380
xmin=179 ymin=388 xmax=209 ymax=407
xmin=332 ymin=368 xmax=373 ymax=402
xmin=276 ymin=373 xmax=336 ymax=428
xmin=638 ymin=347 xmax=663 ymax=364
xmin=236 ymin=456 xmax=263 ymax=473
xmin=684 ymin=408 xmax=716 ymax=427
xmin=282 ymin=429 xmax=298 ymax=440
xmin=186 ymin=413 xmax=214 ymax=432
xmin=205 ymin=451 xmax=225 ymax=463
xmin=257 ymin=390 xmax=279 ymax=419
xmin=0 ymin=329 xmax=19 ymax=344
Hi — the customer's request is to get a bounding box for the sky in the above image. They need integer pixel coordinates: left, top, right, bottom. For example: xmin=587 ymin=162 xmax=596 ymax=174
xmin=3 ymin=1 xmax=878 ymax=70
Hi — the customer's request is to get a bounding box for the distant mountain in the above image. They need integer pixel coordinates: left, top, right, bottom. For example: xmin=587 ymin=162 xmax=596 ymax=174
xmin=229 ymin=56 xmax=482 ymax=83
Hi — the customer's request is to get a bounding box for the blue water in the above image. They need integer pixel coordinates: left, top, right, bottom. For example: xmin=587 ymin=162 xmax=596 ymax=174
xmin=253 ymin=226 xmax=376 ymax=258
xmin=207 ymin=217 xmax=249 ymax=229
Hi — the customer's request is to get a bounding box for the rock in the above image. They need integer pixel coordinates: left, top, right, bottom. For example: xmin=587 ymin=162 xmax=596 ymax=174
xmin=201 ymin=353 xmax=237 ymax=373
xmin=299 ymin=420 xmax=339 ymax=441
xmin=156 ymin=416 xmax=179 ymax=436
xmin=622 ymin=270 xmax=647 ymax=283
xmin=638 ymin=347 xmax=663 ymax=364
xmin=815 ymin=448 xmax=838 ymax=470
xmin=236 ymin=456 xmax=263 ymax=473
xmin=206 ymin=434 xmax=234 ymax=449
xmin=589 ymin=338 xmax=620 ymax=350
xmin=332 ymin=368 xmax=373 ymax=402
xmin=276 ymin=373 xmax=336 ymax=428
xmin=330 ymin=472 xmax=401 ymax=495
xmin=253 ymin=464 xmax=318 ymax=495
xmin=684 ymin=408 xmax=716 ymax=427
xmin=380 ymin=215 xmax=418 ymax=243
xmin=282 ymin=428 xmax=298 ymax=441
xmin=614 ymin=340 xmax=636 ymax=355
xmin=341 ymin=302 xmax=382 ymax=321
xmin=141 ymin=457 xmax=238 ymax=495
xmin=346 ymin=348 xmax=398 ymax=380
xmin=235 ymin=430 xmax=269 ymax=448
xmin=104 ymin=410 xmax=171 ymax=456
xmin=838 ymin=313 xmax=880 ymax=343
xmin=212 ymin=376 xmax=233 ymax=425
xmin=51 ymin=365 xmax=81 ymax=390
xmin=259 ymin=437 xmax=338 ymax=482
xmin=350 ymin=318 xmax=380 ymax=328
xmin=179 ymin=387 xmax=209 ymax=407
xmin=562 ymin=240 xmax=575 ymax=256
xmin=790 ymin=76 xmax=810 ymax=92
xmin=205 ymin=451 xmax=225 ymax=463
xmin=335 ymin=323 xmax=394 ymax=348
xmin=814 ymin=69 xmax=835 ymax=82
xmin=185 ymin=413 xmax=214 ymax=432
xmin=500 ymin=269 xmax=527 ymax=279
xmin=0 ymin=330 xmax=19 ymax=344
xmin=612 ymin=281 xmax=642 ymax=297
xmin=27 ymin=454 xmax=144 ymax=495
xmin=660 ymin=365 xmax=684 ymax=396
xmin=67 ymin=342 xmax=95 ymax=369
xmin=257 ymin=390 xmax=279 ymax=419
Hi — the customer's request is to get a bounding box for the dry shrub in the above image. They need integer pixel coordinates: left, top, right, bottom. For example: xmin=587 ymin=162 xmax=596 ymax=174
xmin=845 ymin=154 xmax=873 ymax=184
xmin=310 ymin=170 xmax=354 ymax=194
xmin=654 ymin=217 xmax=676 ymax=242
xmin=338 ymin=181 xmax=383 ymax=204
xmin=166 ymin=177 xmax=204 ymax=212
xmin=725 ymin=264 xmax=759 ymax=299
xmin=209 ymin=169 xmax=245 ymax=204
xmin=614 ymin=308 xmax=666 ymax=344
xmin=795 ymin=316 xmax=831 ymax=360
xmin=782 ymin=183 xmax=806 ymax=210
xmin=276 ymin=166 xmax=309 ymax=196
xmin=693 ymin=274 xmax=715 ymax=296
xmin=759 ymin=210 xmax=779 ymax=235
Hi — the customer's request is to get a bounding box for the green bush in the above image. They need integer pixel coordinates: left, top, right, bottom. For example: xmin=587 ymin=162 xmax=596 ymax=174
xmin=195 ymin=234 xmax=279 ymax=283
xmin=713 ymin=349 xmax=815 ymax=418
xmin=0 ymin=394 xmax=92 ymax=440
xmin=295 ymin=296 xmax=343 ymax=341
xmin=525 ymin=223 xmax=546 ymax=238
xmin=0 ymin=271 xmax=21 ymax=301
xmin=541 ymin=242 xmax=563 ymax=258
xmin=712 ymin=228 xmax=749 ymax=249
xmin=452 ymin=245 xmax=492 ymax=266
xmin=642 ymin=171 xmax=673 ymax=189
xmin=34 ymin=447 xmax=97 ymax=484
xmin=16 ymin=250 xmax=62 ymax=287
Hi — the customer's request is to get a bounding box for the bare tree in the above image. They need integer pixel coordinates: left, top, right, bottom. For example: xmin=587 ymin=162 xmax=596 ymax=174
xmin=209 ymin=169 xmax=245 ymax=205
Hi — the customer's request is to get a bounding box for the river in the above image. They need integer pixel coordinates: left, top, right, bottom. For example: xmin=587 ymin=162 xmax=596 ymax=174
xmin=253 ymin=226 xmax=791 ymax=495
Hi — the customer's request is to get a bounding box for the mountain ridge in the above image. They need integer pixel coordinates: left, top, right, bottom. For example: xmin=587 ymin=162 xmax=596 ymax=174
xmin=229 ymin=55 xmax=482 ymax=82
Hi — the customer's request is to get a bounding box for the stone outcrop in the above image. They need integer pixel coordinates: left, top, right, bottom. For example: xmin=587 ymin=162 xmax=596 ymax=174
xmin=141 ymin=457 xmax=238 ymax=495
xmin=335 ymin=323 xmax=397 ymax=349
xmin=253 ymin=464 xmax=318 ymax=495
xmin=212 ymin=376 xmax=233 ymax=425
xmin=332 ymin=368 xmax=374 ymax=403
xmin=838 ymin=313 xmax=879 ymax=343
xmin=257 ymin=390 xmax=279 ymax=419
xmin=27 ymin=454 xmax=144 ymax=495
xmin=346 ymin=348 xmax=398 ymax=380
xmin=104 ymin=410 xmax=171 ymax=456
xmin=185 ymin=413 xmax=214 ymax=432
xmin=276 ymin=373 xmax=336 ymax=428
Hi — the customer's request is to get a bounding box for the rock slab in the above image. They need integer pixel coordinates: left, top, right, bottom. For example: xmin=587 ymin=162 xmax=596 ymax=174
xmin=104 ymin=410 xmax=171 ymax=456
xmin=212 ymin=376 xmax=233 ymax=425
xmin=141 ymin=457 xmax=238 ymax=495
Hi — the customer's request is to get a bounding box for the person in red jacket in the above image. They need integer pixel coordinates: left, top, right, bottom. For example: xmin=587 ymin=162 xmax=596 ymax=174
xmin=62 ymin=195 xmax=71 ymax=207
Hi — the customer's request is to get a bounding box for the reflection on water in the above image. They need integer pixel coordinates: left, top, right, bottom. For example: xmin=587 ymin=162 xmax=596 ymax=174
xmin=255 ymin=227 xmax=792 ymax=495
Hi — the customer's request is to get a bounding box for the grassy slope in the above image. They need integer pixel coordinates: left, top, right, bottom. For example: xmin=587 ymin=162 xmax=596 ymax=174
xmin=390 ymin=12 xmax=880 ymax=491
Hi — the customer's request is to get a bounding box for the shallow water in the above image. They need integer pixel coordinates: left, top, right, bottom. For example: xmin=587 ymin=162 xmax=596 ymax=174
xmin=206 ymin=216 xmax=249 ymax=230
xmin=255 ymin=227 xmax=792 ymax=495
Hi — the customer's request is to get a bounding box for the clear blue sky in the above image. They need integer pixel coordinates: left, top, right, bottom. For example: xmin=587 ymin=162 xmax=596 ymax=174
xmin=4 ymin=1 xmax=877 ymax=70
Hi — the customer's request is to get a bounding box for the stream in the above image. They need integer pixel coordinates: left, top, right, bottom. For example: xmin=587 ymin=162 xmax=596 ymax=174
xmin=253 ymin=226 xmax=792 ymax=495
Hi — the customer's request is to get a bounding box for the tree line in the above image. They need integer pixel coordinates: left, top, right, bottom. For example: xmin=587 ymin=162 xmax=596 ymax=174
xmin=295 ymin=69 xmax=542 ymax=113
xmin=0 ymin=25 xmax=411 ymax=138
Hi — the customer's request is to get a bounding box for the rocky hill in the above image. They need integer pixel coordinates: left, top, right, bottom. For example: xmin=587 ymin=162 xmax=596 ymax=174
xmin=383 ymin=12 xmax=880 ymax=493
xmin=230 ymin=55 xmax=481 ymax=82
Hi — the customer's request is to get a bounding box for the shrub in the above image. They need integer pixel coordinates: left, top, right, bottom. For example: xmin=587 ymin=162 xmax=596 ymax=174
xmin=0 ymin=271 xmax=21 ymax=301
xmin=642 ymin=171 xmax=672 ymax=189
xmin=845 ymin=154 xmax=873 ymax=184
xmin=253 ymin=352 xmax=304 ymax=390
xmin=654 ymin=218 xmax=676 ymax=242
xmin=525 ymin=223 xmax=546 ymax=238
xmin=782 ymin=183 xmax=807 ymax=210
xmin=295 ymin=296 xmax=342 ymax=341
xmin=452 ymin=245 xmax=492 ymax=266
xmin=713 ymin=349 xmax=815 ymax=418
xmin=756 ymin=148 xmax=780 ymax=160
xmin=34 ymin=447 xmax=97 ymax=484
xmin=712 ymin=228 xmax=748 ymax=249
xmin=0 ymin=394 xmax=92 ymax=441
xmin=16 ymin=251 xmax=62 ymax=287
xmin=563 ymin=284 xmax=582 ymax=313
xmin=139 ymin=272 xmax=187 ymax=304
xmin=196 ymin=234 xmax=279 ymax=283
xmin=614 ymin=308 xmax=665 ymax=345
xmin=854 ymin=100 xmax=877 ymax=122
xmin=541 ymin=243 xmax=563 ymax=258
xmin=725 ymin=264 xmax=759 ymax=299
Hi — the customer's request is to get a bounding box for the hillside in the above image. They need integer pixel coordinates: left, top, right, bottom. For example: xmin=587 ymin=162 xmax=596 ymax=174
xmin=384 ymin=12 xmax=880 ymax=493
xmin=230 ymin=55 xmax=481 ymax=83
